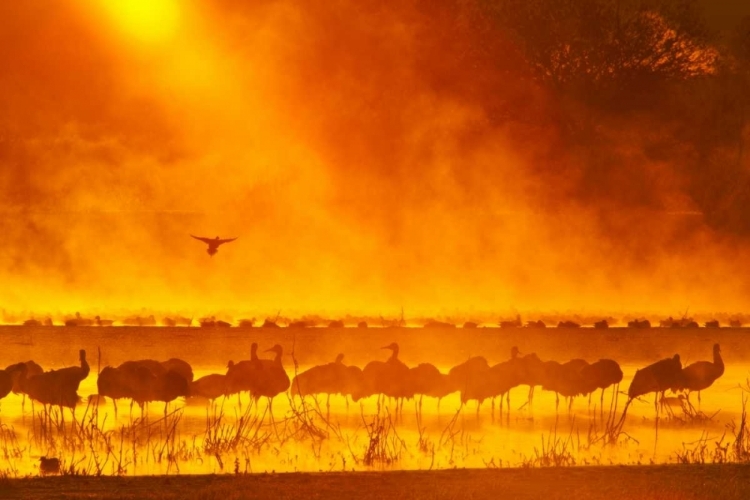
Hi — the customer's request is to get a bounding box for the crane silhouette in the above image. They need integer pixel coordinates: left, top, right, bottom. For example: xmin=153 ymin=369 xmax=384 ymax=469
xmin=362 ymin=343 xmax=410 ymax=411
xmin=681 ymin=343 xmax=724 ymax=407
xmin=190 ymin=235 xmax=238 ymax=257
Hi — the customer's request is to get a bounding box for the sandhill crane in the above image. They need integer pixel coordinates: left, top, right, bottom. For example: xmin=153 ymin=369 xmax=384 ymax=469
xmin=5 ymin=360 xmax=42 ymax=406
xmin=456 ymin=351 xmax=525 ymax=418
xmin=97 ymin=364 xmax=153 ymax=417
xmin=0 ymin=364 xmax=27 ymax=402
xmin=518 ymin=352 xmax=546 ymax=410
xmin=628 ymin=319 xmax=651 ymax=328
xmin=65 ymin=313 xmax=93 ymax=327
xmin=95 ymin=316 xmax=113 ymax=327
xmin=22 ymin=350 xmax=89 ymax=417
xmin=226 ymin=343 xmax=262 ymax=400
xmin=449 ymin=355 xmax=490 ymax=415
xmin=487 ymin=361 xmax=524 ymax=418
xmin=291 ymin=358 xmax=365 ymax=408
xmin=448 ymin=356 xmax=489 ymax=395
xmin=607 ymin=354 xmax=685 ymax=435
xmin=454 ymin=361 xmax=492 ymax=413
xmin=487 ymin=347 xmax=537 ymax=417
xmin=540 ymin=358 xmax=589 ymax=412
xmin=405 ymin=363 xmax=453 ymax=414
xmin=291 ymin=353 xmax=346 ymax=413
xmin=6 ymin=360 xmax=44 ymax=396
xmin=628 ymin=355 xmax=684 ymax=401
xmin=161 ymin=359 xmax=194 ymax=383
xmin=190 ymin=374 xmax=229 ymax=401
xmin=361 ymin=343 xmax=410 ymax=409
xmin=117 ymin=358 xmax=193 ymax=385
xmin=343 ymin=365 xmax=365 ymax=403
xmin=123 ymin=315 xmax=157 ymax=327
xmin=98 ymin=361 xmax=189 ymax=417
xmin=680 ymin=343 xmax=724 ymax=406
xmin=291 ymin=354 xmax=347 ymax=398
xmin=252 ymin=344 xmax=290 ymax=416
xmin=580 ymin=359 xmax=623 ymax=418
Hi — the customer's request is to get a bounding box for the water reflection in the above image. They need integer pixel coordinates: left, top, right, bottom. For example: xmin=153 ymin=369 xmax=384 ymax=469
xmin=0 ymin=326 xmax=747 ymax=476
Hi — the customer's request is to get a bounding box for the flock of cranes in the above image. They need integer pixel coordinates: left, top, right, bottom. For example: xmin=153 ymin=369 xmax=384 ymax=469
xmin=0 ymin=342 xmax=726 ymax=428
xmin=14 ymin=313 xmax=745 ymax=328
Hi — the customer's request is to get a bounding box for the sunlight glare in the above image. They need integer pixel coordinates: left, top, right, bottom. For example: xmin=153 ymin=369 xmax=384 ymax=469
xmin=99 ymin=0 xmax=181 ymax=44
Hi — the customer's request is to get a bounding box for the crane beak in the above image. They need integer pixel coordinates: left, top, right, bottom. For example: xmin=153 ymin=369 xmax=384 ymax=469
xmin=380 ymin=345 xmax=391 ymax=350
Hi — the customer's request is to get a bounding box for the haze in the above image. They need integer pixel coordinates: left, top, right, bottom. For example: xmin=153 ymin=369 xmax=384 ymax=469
xmin=1 ymin=0 xmax=749 ymax=319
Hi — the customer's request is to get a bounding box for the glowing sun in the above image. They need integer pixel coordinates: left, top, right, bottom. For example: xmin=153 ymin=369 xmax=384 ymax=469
xmin=99 ymin=0 xmax=181 ymax=44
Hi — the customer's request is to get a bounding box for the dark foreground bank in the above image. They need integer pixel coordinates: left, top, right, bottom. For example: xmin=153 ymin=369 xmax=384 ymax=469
xmin=0 ymin=464 xmax=746 ymax=499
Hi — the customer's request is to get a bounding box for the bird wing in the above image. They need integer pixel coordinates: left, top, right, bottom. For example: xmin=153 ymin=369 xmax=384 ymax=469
xmin=215 ymin=237 xmax=238 ymax=246
xmin=191 ymin=235 xmax=215 ymax=244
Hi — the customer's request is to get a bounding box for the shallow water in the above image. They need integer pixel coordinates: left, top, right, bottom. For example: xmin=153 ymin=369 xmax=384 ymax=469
xmin=0 ymin=326 xmax=746 ymax=476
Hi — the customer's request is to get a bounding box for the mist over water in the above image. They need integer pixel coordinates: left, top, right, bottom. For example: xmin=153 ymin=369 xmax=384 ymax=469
xmin=1 ymin=1 xmax=750 ymax=316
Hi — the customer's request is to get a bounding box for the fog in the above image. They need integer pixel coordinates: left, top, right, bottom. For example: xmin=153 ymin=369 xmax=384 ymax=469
xmin=1 ymin=0 xmax=749 ymax=319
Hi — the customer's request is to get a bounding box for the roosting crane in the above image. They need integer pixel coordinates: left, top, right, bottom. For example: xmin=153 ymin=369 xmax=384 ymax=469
xmin=680 ymin=343 xmax=724 ymax=407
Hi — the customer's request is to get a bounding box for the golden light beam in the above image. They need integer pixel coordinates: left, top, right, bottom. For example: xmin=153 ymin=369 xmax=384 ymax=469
xmin=97 ymin=0 xmax=181 ymax=44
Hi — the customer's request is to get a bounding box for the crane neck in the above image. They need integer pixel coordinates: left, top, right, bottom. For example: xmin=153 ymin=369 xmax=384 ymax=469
xmin=714 ymin=348 xmax=724 ymax=374
xmin=77 ymin=350 xmax=90 ymax=379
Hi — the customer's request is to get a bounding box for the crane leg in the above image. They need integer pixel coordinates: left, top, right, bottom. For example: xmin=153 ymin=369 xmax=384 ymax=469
xmin=507 ymin=391 xmax=511 ymax=419
xmin=528 ymin=386 xmax=534 ymax=412
xmin=60 ymin=404 xmax=65 ymax=434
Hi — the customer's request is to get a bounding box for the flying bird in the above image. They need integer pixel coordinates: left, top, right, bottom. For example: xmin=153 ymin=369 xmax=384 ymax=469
xmin=191 ymin=235 xmax=238 ymax=257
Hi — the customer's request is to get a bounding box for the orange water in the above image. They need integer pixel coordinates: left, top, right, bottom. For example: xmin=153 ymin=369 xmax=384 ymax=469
xmin=0 ymin=326 xmax=745 ymax=476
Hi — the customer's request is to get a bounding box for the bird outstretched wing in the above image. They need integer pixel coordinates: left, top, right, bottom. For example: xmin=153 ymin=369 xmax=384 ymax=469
xmin=214 ymin=237 xmax=238 ymax=246
xmin=191 ymin=235 xmax=215 ymax=244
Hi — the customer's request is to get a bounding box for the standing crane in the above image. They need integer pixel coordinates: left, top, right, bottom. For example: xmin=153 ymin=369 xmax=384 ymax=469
xmin=680 ymin=343 xmax=724 ymax=407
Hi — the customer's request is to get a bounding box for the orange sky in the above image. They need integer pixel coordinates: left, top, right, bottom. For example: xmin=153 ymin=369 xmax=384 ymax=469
xmin=1 ymin=1 xmax=749 ymax=320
